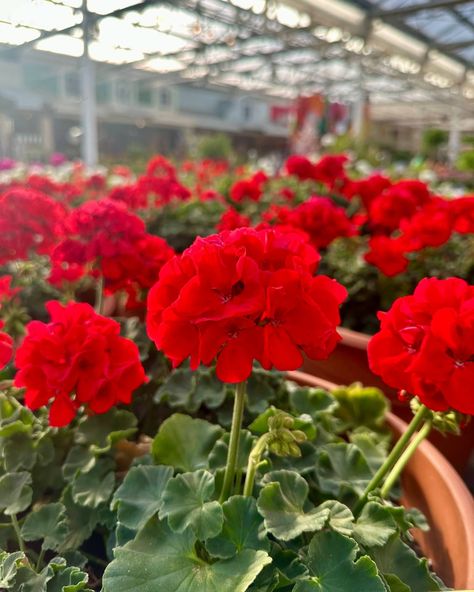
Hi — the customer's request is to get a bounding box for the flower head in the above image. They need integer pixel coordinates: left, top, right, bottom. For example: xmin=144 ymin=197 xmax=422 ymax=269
xmin=368 ymin=277 xmax=474 ymax=414
xmin=147 ymin=227 xmax=346 ymax=382
xmin=15 ymin=301 xmax=147 ymax=426
xmin=0 ymin=322 xmax=13 ymax=369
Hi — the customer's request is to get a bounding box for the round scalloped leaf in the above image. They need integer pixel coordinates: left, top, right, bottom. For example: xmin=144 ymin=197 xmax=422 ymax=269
xmin=102 ymin=516 xmax=271 ymax=592
xmin=21 ymin=502 xmax=68 ymax=551
xmin=0 ymin=471 xmax=32 ymax=515
xmin=353 ymin=502 xmax=398 ymax=548
xmin=160 ymin=470 xmax=223 ymax=540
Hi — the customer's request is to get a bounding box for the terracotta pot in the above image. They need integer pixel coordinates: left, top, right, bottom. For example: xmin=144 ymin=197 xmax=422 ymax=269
xmin=287 ymin=370 xmax=474 ymax=590
xmin=300 ymin=327 xmax=474 ymax=474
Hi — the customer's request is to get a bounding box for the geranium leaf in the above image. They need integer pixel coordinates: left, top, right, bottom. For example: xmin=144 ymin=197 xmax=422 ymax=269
xmin=76 ymin=409 xmax=137 ymax=454
xmin=0 ymin=551 xmax=25 ymax=588
xmin=71 ymin=458 xmax=115 ymax=508
xmin=155 ymin=368 xmax=197 ymax=410
xmin=112 ymin=465 xmax=173 ymax=530
xmin=353 ymin=502 xmax=398 ymax=547
xmin=383 ymin=574 xmax=411 ymax=592
xmin=21 ymin=503 xmax=68 ymax=551
xmin=152 ymin=413 xmax=223 ymax=472
xmin=160 ymin=470 xmax=223 ymax=540
xmin=350 ymin=431 xmax=389 ymax=472
xmin=59 ymin=486 xmax=102 ymax=552
xmin=45 ymin=558 xmax=92 ymax=592
xmin=209 ymin=430 xmax=256 ymax=471
xmin=257 ymin=471 xmax=330 ymax=541
xmin=194 ymin=372 xmax=227 ymax=409
xmin=369 ymin=534 xmax=443 ymax=591
xmin=331 ymin=385 xmax=388 ymax=429
xmin=102 ymin=516 xmax=271 ymax=592
xmin=293 ymin=531 xmax=386 ymax=592
xmin=62 ymin=447 xmax=95 ymax=483
xmin=0 ymin=471 xmax=32 ymax=515
xmin=246 ymin=372 xmax=276 ymax=415
xmin=3 ymin=433 xmax=35 ymax=471
xmin=315 ymin=443 xmax=373 ymax=500
xmin=206 ymin=496 xmax=269 ymax=559
xmin=288 ymin=386 xmax=338 ymax=417
xmin=317 ymin=501 xmax=354 ymax=536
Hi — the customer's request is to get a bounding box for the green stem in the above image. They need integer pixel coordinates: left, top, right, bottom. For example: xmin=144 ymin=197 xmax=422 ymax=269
xmin=36 ymin=547 xmax=46 ymax=571
xmin=219 ymin=381 xmax=246 ymax=503
xmin=354 ymin=404 xmax=430 ymax=515
xmin=243 ymin=433 xmax=271 ymax=497
xmin=380 ymin=420 xmax=432 ymax=499
xmin=11 ymin=514 xmax=26 ymax=554
xmin=95 ymin=275 xmax=104 ymax=315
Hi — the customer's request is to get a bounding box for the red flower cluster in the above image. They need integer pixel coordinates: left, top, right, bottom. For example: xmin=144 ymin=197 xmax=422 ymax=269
xmin=217 ymin=208 xmax=251 ymax=232
xmin=0 ymin=275 xmax=20 ymax=310
xmin=229 ymin=171 xmax=267 ymax=203
xmin=0 ymin=321 xmax=13 ymax=369
xmin=343 ymin=174 xmax=392 ymax=210
xmin=285 ymin=154 xmax=348 ymax=191
xmin=368 ymin=277 xmax=474 ymax=414
xmin=263 ymin=197 xmax=356 ymax=249
xmin=0 ymin=189 xmax=66 ymax=264
xmin=15 ymin=301 xmax=147 ymax=426
xmin=147 ymin=227 xmax=345 ymax=382
xmin=364 ymin=236 xmax=409 ymax=277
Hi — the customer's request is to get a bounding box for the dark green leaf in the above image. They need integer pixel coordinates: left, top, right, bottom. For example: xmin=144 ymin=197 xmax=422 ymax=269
xmin=317 ymin=501 xmax=354 ymax=536
xmin=0 ymin=472 xmax=32 ymax=515
xmin=76 ymin=409 xmax=137 ymax=454
xmin=353 ymin=502 xmax=398 ymax=548
xmin=3 ymin=434 xmax=35 ymax=471
xmin=102 ymin=517 xmax=271 ymax=592
xmin=350 ymin=431 xmax=389 ymax=472
xmin=71 ymin=458 xmax=115 ymax=508
xmin=112 ymin=465 xmax=173 ymax=530
xmin=152 ymin=414 xmax=223 ymax=472
xmin=160 ymin=470 xmax=223 ymax=540
xmin=293 ymin=530 xmax=386 ymax=592
xmin=59 ymin=487 xmax=102 ymax=552
xmin=155 ymin=369 xmax=196 ymax=409
xmin=62 ymin=447 xmax=95 ymax=483
xmin=369 ymin=534 xmax=443 ymax=591
xmin=288 ymin=386 xmax=338 ymax=418
xmin=209 ymin=430 xmax=256 ymax=471
xmin=206 ymin=496 xmax=269 ymax=559
xmin=21 ymin=503 xmax=68 ymax=551
xmin=257 ymin=471 xmax=330 ymax=541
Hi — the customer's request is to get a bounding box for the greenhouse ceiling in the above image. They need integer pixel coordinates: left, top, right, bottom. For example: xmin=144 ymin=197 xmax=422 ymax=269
xmin=1 ymin=0 xmax=473 ymax=121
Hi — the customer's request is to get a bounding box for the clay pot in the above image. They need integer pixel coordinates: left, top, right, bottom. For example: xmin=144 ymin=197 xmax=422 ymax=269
xmin=287 ymin=370 xmax=474 ymax=590
xmin=300 ymin=327 xmax=474 ymax=473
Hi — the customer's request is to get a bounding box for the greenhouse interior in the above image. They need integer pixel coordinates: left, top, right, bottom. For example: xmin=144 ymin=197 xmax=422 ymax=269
xmin=0 ymin=1 xmax=473 ymax=591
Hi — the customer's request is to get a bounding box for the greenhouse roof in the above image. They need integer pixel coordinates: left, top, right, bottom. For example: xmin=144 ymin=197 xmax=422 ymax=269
xmin=1 ymin=0 xmax=473 ymax=120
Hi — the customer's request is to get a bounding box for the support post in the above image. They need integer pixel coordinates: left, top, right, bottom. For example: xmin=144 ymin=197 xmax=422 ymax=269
xmin=80 ymin=1 xmax=98 ymax=166
xmin=447 ymin=107 xmax=461 ymax=166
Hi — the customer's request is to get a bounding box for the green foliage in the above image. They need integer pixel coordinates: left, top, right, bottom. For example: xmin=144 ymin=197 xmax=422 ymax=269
xmin=195 ymin=133 xmax=233 ymax=161
xmin=21 ymin=503 xmax=68 ymax=551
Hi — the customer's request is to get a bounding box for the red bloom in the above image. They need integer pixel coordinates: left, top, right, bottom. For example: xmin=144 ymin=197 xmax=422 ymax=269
xmin=0 ymin=322 xmax=13 ymax=369
xmin=285 ymin=155 xmax=316 ymax=181
xmin=450 ymin=196 xmax=474 ymax=234
xmin=147 ymin=227 xmax=345 ymax=383
xmin=217 ymin=208 xmax=251 ymax=232
xmin=0 ymin=189 xmax=66 ymax=264
xmin=229 ymin=172 xmax=267 ymax=203
xmin=364 ymin=236 xmax=409 ymax=277
xmin=0 ymin=275 xmax=20 ymax=309
xmin=369 ymin=180 xmax=431 ymax=232
xmin=400 ymin=199 xmax=453 ymax=251
xmin=343 ymin=174 xmax=392 ymax=209
xmin=312 ymin=154 xmax=349 ymax=190
xmin=14 ymin=301 xmax=147 ymax=426
xmin=368 ymin=277 xmax=474 ymax=414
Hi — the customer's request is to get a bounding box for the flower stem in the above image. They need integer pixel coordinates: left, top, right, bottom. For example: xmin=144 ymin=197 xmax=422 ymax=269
xmin=243 ymin=433 xmax=271 ymax=497
xmin=95 ymin=275 xmax=104 ymax=315
xmin=380 ymin=419 xmax=432 ymax=499
xmin=36 ymin=547 xmax=46 ymax=571
xmin=11 ymin=514 xmax=26 ymax=554
xmin=354 ymin=403 xmax=430 ymax=515
xmin=219 ymin=381 xmax=246 ymax=503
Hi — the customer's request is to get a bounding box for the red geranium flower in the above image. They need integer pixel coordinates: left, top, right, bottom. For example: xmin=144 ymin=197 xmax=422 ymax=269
xmin=364 ymin=236 xmax=409 ymax=277
xmin=0 ymin=322 xmax=13 ymax=369
xmin=229 ymin=172 xmax=267 ymax=203
xmin=343 ymin=174 xmax=392 ymax=209
xmin=400 ymin=199 xmax=453 ymax=251
xmin=368 ymin=277 xmax=474 ymax=414
xmin=14 ymin=301 xmax=147 ymax=426
xmin=217 ymin=208 xmax=251 ymax=232
xmin=369 ymin=180 xmax=431 ymax=232
xmin=285 ymin=155 xmax=316 ymax=181
xmin=450 ymin=196 xmax=474 ymax=234
xmin=0 ymin=188 xmax=66 ymax=264
xmin=312 ymin=154 xmax=349 ymax=190
xmin=147 ymin=227 xmax=346 ymax=382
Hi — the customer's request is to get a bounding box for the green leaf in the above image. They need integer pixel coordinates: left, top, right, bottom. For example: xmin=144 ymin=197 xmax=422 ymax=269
xmin=0 ymin=472 xmax=32 ymax=515
xmin=59 ymin=486 xmax=102 ymax=552
xmin=246 ymin=373 xmax=276 ymax=415
xmin=317 ymin=501 xmax=354 ymax=536
xmin=71 ymin=458 xmax=115 ymax=508
xmin=3 ymin=433 xmax=35 ymax=471
xmin=353 ymin=502 xmax=398 ymax=548
xmin=76 ymin=409 xmax=137 ymax=454
xmin=315 ymin=443 xmax=373 ymax=499
xmin=21 ymin=503 xmax=68 ymax=551
xmin=369 ymin=534 xmax=443 ymax=591
xmin=152 ymin=414 xmax=223 ymax=472
xmin=45 ymin=558 xmax=92 ymax=592
xmin=383 ymin=574 xmax=411 ymax=592
xmin=350 ymin=431 xmax=389 ymax=472
xmin=160 ymin=470 xmax=223 ymax=540
xmin=112 ymin=465 xmax=173 ymax=530
xmin=62 ymin=447 xmax=95 ymax=483
xmin=331 ymin=384 xmax=388 ymax=429
xmin=102 ymin=517 xmax=271 ymax=592
xmin=209 ymin=430 xmax=256 ymax=471
xmin=194 ymin=372 xmax=227 ymax=409
xmin=155 ymin=368 xmax=197 ymax=409
xmin=206 ymin=496 xmax=269 ymax=559
xmin=0 ymin=420 xmax=32 ymax=438
xmin=257 ymin=471 xmax=330 ymax=541
xmin=293 ymin=530 xmax=386 ymax=592
xmin=0 ymin=551 xmax=25 ymax=588
xmin=288 ymin=386 xmax=338 ymax=418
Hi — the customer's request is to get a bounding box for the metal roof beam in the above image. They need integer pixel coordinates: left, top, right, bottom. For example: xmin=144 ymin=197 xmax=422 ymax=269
xmin=373 ymin=0 xmax=472 ymax=18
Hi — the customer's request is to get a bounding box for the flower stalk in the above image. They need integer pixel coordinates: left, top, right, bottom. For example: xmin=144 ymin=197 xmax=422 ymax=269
xmin=354 ymin=403 xmax=431 ymax=515
xmin=219 ymin=381 xmax=246 ymax=503
xmin=243 ymin=433 xmax=271 ymax=497
xmin=95 ymin=274 xmax=105 ymax=315
xmin=380 ymin=419 xmax=432 ymax=499
xmin=11 ymin=514 xmax=25 ymax=554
